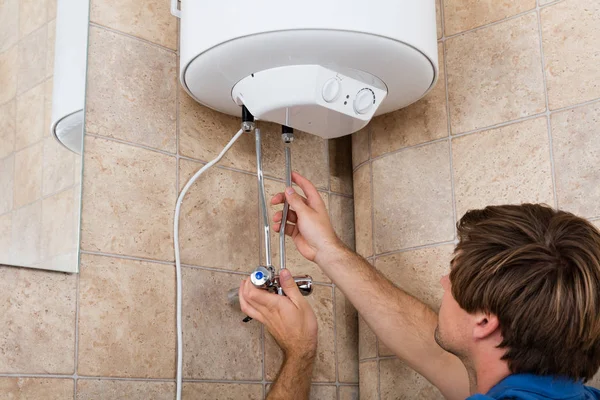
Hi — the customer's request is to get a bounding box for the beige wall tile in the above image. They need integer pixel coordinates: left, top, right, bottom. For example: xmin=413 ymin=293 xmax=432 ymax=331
xmin=339 ymin=385 xmax=359 ymax=400
xmin=330 ymin=195 xmax=355 ymax=251
xmin=0 ymin=378 xmax=73 ymax=399
xmin=17 ymin=27 xmax=46 ymax=94
xmin=310 ymin=385 xmax=336 ymax=399
xmin=552 ymin=103 xmax=600 ymax=219
xmin=359 ymin=314 xmax=377 ymax=360
xmin=261 ymin=122 xmax=329 ymax=190
xmin=589 ymin=367 xmax=600 ymax=389
xmin=13 ymin=142 xmax=43 ymax=208
xmin=78 ymin=254 xmax=175 ymax=378
xmin=0 ymin=100 xmax=16 ymax=158
xmin=86 ymin=27 xmax=177 ymax=152
xmin=41 ymin=188 xmax=76 ymax=261
xmin=183 ymin=383 xmax=262 ymax=400
xmin=370 ymin=45 xmax=447 ymax=158
xmin=542 ymin=0 xmax=600 ymax=110
xmin=19 ymin=0 xmax=48 ymax=39
xmin=329 ymin=136 xmax=353 ymax=195
xmin=376 ymin=244 xmax=454 ymax=357
xmin=11 ymin=201 xmax=42 ymax=265
xmin=80 ymin=136 xmax=175 ymax=261
xmin=43 ymin=137 xmax=75 ymax=196
xmin=0 ymin=266 xmax=76 ymax=373
xmin=336 ymin=288 xmax=359 ymax=383
xmin=376 ymin=245 xmax=453 ymax=314
xmin=179 ymin=159 xmax=259 ymax=271
xmin=0 ymin=45 xmax=18 ymax=104
xmin=182 ymin=268 xmax=262 ymax=380
xmin=446 ymin=13 xmax=545 ymax=134
xmin=265 ymin=285 xmax=335 ymax=382
xmin=16 ymin=82 xmax=45 ymax=150
xmin=436 ymin=0 xmax=442 ymax=39
xmin=353 ymin=165 xmax=373 ymax=258
xmin=47 ymin=0 xmax=57 ymax=21
xmin=380 ymin=358 xmax=444 ymax=399
xmin=351 ymin=127 xmax=369 ymax=169
xmin=77 ymin=379 xmax=175 ymax=400
xmin=444 ymin=0 xmax=535 ymax=36
xmin=45 ymin=19 xmax=55 ymax=78
xmin=0 ymin=0 xmax=18 ymax=53
xmin=264 ymin=179 xmax=330 ymax=283
xmin=372 ymin=142 xmax=454 ymax=253
xmin=359 ymin=361 xmax=379 ymax=400
xmin=43 ymin=78 xmax=53 ymax=139
xmin=0 ymin=155 xmax=14 ymax=214
xmin=0 ymin=213 xmax=11 ymax=263
xmin=179 ymin=90 xmax=256 ymax=172
xmin=452 ymin=118 xmax=554 ymax=219
xmin=90 ymin=0 xmax=178 ymax=50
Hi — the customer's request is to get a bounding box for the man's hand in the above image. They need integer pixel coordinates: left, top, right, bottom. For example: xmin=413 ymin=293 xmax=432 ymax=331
xmin=239 ymin=268 xmax=318 ymax=359
xmin=239 ymin=269 xmax=318 ymax=400
xmin=271 ymin=172 xmax=343 ymax=263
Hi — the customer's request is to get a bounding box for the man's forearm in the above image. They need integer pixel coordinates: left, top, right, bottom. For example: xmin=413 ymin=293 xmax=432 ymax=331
xmin=267 ymin=354 xmax=315 ymax=400
xmin=315 ymin=244 xmax=468 ymax=398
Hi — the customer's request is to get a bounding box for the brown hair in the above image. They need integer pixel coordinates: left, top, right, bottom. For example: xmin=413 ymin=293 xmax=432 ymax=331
xmin=450 ymin=204 xmax=600 ymax=381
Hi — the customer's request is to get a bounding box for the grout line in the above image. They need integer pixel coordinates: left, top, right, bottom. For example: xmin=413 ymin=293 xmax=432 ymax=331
xmin=353 ymin=95 xmax=600 ymax=173
xmin=0 ymin=373 xmax=74 ymax=379
xmin=377 ymin=358 xmax=381 ymax=400
xmin=326 ymin=139 xmax=332 ymax=192
xmin=332 ymin=286 xmax=340 ymax=389
xmin=77 ymin=376 xmax=175 ymax=382
xmin=73 ymin=269 xmax=81 ymax=391
xmin=261 ymin=323 xmax=266 ymax=399
xmin=535 ymin=3 xmax=559 ymax=209
xmin=85 ymin=133 xmax=177 ymax=157
xmin=550 ymin=97 xmax=600 ymax=114
xmin=80 ymin=250 xmax=174 ymax=266
xmin=441 ymin=30 xmax=459 ymax=234
xmin=372 ymin=239 xmax=457 ymax=260
xmin=88 ymin=22 xmax=177 ymax=54
xmin=182 ymin=378 xmax=263 ymax=384
xmin=443 ymin=8 xmax=538 ymax=41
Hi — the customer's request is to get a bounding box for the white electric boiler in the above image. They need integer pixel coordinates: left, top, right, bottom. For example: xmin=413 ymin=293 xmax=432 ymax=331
xmin=178 ymin=0 xmax=438 ymax=138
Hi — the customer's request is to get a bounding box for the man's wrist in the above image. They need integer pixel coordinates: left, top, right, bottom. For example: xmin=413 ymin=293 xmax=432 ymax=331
xmin=284 ymin=349 xmax=316 ymax=371
xmin=314 ymin=238 xmax=347 ymax=267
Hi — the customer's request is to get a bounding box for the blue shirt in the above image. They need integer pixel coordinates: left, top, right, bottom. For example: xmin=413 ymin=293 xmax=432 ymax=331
xmin=467 ymin=374 xmax=600 ymax=400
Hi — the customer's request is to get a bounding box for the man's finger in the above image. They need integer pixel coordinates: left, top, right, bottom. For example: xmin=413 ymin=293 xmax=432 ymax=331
xmin=284 ymin=186 xmax=313 ymax=216
xmin=279 ymin=269 xmax=304 ymax=303
xmin=271 ymin=192 xmax=285 ymax=205
xmin=273 ymin=210 xmax=298 ymax=224
xmin=273 ymin=222 xmax=296 ymax=236
xmin=239 ymin=280 xmax=265 ymax=324
xmin=291 ymin=172 xmax=326 ymax=211
xmin=244 ymin=279 xmax=282 ymax=312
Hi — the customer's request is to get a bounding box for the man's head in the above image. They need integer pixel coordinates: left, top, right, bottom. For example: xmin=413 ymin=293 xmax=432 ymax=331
xmin=435 ymin=204 xmax=600 ymax=381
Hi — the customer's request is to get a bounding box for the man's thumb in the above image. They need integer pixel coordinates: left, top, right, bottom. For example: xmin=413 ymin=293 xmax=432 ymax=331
xmin=285 ymin=187 xmax=308 ymax=214
xmin=279 ymin=269 xmax=302 ymax=300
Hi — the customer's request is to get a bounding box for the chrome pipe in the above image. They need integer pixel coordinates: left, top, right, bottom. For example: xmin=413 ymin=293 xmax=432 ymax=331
xmin=279 ymin=144 xmax=292 ymax=272
xmin=255 ymin=128 xmax=272 ymax=267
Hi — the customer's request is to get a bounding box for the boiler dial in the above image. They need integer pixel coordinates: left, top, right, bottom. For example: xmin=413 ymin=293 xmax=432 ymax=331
xmin=354 ymin=88 xmax=376 ymax=115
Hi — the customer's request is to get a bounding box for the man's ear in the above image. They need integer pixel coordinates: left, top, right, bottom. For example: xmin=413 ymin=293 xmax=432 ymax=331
xmin=472 ymin=312 xmax=500 ymax=340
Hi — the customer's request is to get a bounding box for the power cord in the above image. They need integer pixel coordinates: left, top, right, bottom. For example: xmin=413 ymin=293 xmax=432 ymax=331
xmin=174 ymin=127 xmax=245 ymax=400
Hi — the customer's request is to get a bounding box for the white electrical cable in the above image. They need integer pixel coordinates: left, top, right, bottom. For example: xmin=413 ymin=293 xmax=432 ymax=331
xmin=174 ymin=128 xmax=245 ymax=400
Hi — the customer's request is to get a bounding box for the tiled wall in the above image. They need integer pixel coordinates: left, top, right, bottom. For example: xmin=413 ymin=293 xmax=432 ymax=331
xmin=353 ymin=0 xmax=600 ymax=397
xmin=1 ymin=0 xmax=357 ymax=398
xmin=0 ymin=0 xmax=80 ymax=272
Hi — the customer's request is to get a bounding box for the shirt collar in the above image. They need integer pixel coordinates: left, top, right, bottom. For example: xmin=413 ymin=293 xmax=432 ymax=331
xmin=487 ymin=374 xmax=585 ymax=398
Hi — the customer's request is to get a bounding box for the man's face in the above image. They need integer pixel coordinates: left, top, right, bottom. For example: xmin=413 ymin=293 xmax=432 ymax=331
xmin=435 ymin=272 xmax=471 ymax=358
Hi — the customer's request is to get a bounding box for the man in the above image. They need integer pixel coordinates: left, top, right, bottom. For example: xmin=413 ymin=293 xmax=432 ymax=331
xmin=239 ymin=172 xmax=600 ymax=399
